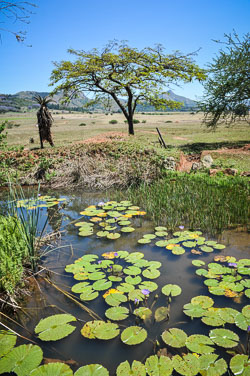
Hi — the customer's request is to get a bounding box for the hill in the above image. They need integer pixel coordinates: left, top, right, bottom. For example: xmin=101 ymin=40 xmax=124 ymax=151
xmin=0 ymin=90 xmax=197 ymax=113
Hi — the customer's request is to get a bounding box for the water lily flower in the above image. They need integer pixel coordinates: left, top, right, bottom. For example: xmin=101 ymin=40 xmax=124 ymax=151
xmin=114 ymin=252 xmax=118 ymax=257
xmin=228 ymin=262 xmax=237 ymax=267
xmin=134 ymin=298 xmax=139 ymax=304
xmin=98 ymin=260 xmax=102 ymax=264
xmin=248 ymin=326 xmax=250 ymax=332
xmin=179 ymin=225 xmax=184 ymax=230
xmin=141 ymin=289 xmax=150 ymax=296
xmin=98 ymin=201 xmax=105 ymax=206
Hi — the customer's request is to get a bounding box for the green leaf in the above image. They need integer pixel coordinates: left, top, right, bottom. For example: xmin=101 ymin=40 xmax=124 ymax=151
xmin=118 ymin=220 xmax=131 ymax=226
xmin=155 ymin=240 xmax=169 ymax=247
xmin=96 ymin=231 xmax=109 ymax=237
xmin=209 ymin=328 xmax=239 ymax=348
xmin=34 ymin=314 xmax=76 ymax=341
xmin=71 ymin=282 xmax=90 ymax=293
xmin=105 ymin=306 xmax=129 ymax=321
xmin=74 ymin=364 xmax=109 ymax=376
xmin=155 ymin=226 xmax=167 ymax=231
xmin=125 ymin=252 xmax=144 ymax=262
xmin=92 ymin=279 xmax=112 ymax=291
xmin=185 ymin=334 xmax=215 ymax=354
xmin=117 ymin=250 xmax=129 ymax=258
xmin=125 ymin=276 xmax=142 ymax=285
xmin=219 ymin=307 xmax=239 ymax=323
xmin=133 ymin=307 xmax=152 ymax=320
xmin=88 ymin=272 xmax=106 ymax=281
xmin=172 ymin=246 xmax=185 ymax=255
xmin=230 ymin=354 xmax=250 ymax=376
xmin=108 ymin=276 xmax=122 ymax=282
xmin=143 ymin=234 xmax=156 ymax=239
xmin=155 ymin=231 xmax=168 ymax=237
xmin=162 ymin=328 xmax=187 ymax=348
xmin=234 ymin=313 xmax=250 ymax=331
xmin=0 ymin=331 xmax=17 ymax=357
xmin=191 ymin=295 xmax=214 ymax=308
xmin=204 ymin=279 xmax=219 ymax=287
xmin=183 ymin=303 xmax=206 ymax=318
xmin=117 ymin=283 xmax=135 ymax=293
xmin=120 ymin=227 xmax=135 ymax=233
xmin=199 ymin=354 xmax=219 ymax=370
xmin=29 ymin=363 xmax=73 ymax=375
xmin=145 ymin=355 xmax=173 ymax=376
xmin=106 ymin=233 xmax=121 ymax=240
xmin=242 ymin=305 xmax=250 ymax=318
xmin=80 ymin=289 xmax=99 ymax=301
xmin=139 ymin=281 xmax=158 ymax=292
xmin=172 ymin=354 xmax=200 ymax=376
xmin=138 ymin=238 xmax=151 ymax=244
xmin=200 ymin=358 xmax=228 ymax=375
xmin=121 ymin=326 xmax=147 ymax=345
xmin=201 ymin=310 xmax=225 ymax=327
xmin=208 ymin=286 xmax=226 ymax=296
xmin=162 ymin=284 xmax=182 ymax=297
xmin=105 ymin=293 xmax=127 ymax=306
xmin=81 ymin=321 xmax=120 ymax=340
xmin=124 ymin=266 xmax=141 ymax=276
xmin=154 ymin=306 xmax=169 ymax=322
xmin=0 ymin=344 xmax=43 ymax=376
xmin=147 ymin=261 xmax=162 ymax=269
xmin=182 ymin=241 xmax=197 ymax=248
xmin=142 ymin=268 xmax=160 ymax=279
xmin=192 ymin=260 xmax=206 ymax=267
xmin=200 ymin=245 xmax=214 ymax=253
xmin=116 ymin=360 xmax=146 ymax=376
xmin=128 ymin=289 xmax=144 ymax=302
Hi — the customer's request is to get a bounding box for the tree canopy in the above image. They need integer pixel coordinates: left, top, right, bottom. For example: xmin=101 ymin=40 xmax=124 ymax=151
xmin=50 ymin=41 xmax=205 ymax=135
xmin=199 ymin=31 xmax=250 ymax=128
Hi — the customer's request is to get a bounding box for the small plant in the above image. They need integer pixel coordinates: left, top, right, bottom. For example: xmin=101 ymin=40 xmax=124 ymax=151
xmin=133 ymin=119 xmax=140 ymax=124
xmin=142 ymin=120 xmax=146 ymax=123
xmin=109 ymin=119 xmax=118 ymax=124
xmin=165 ymin=120 xmax=173 ymax=123
xmin=0 ymin=121 xmax=8 ymax=148
xmin=79 ymin=123 xmax=86 ymax=126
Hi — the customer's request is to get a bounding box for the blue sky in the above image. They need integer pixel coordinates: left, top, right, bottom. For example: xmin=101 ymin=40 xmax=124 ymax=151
xmin=1 ymin=0 xmax=249 ymax=100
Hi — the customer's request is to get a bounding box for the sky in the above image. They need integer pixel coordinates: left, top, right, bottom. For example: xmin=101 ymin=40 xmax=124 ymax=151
xmin=1 ymin=0 xmax=249 ymax=100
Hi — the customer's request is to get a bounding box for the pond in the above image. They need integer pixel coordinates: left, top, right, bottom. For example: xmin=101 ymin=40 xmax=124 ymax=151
xmin=1 ymin=190 xmax=249 ymax=375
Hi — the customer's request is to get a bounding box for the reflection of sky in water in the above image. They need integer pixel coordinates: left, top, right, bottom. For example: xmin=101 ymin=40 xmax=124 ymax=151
xmin=1 ymin=190 xmax=249 ymax=374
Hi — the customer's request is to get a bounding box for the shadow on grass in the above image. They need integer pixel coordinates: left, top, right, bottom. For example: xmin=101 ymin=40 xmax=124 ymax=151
xmin=179 ymin=140 xmax=250 ymax=154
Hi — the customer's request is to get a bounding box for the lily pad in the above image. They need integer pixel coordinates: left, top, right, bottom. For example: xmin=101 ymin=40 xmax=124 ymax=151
xmin=105 ymin=293 xmax=127 ymax=306
xmin=234 ymin=313 xmax=250 ymax=331
xmin=172 ymin=246 xmax=185 ymax=255
xmin=155 ymin=306 xmax=169 ymax=322
xmin=142 ymin=268 xmax=160 ymax=279
xmin=172 ymin=354 xmax=200 ymax=376
xmin=124 ymin=266 xmax=141 ymax=276
xmin=200 ymin=358 xmax=228 ymax=375
xmin=192 ymin=260 xmax=206 ymax=267
xmin=71 ymin=282 xmax=90 ymax=293
xmin=155 ymin=231 xmax=168 ymax=237
xmin=155 ymin=226 xmax=167 ymax=231
xmin=29 ymin=363 xmax=73 ymax=375
xmin=0 ymin=344 xmax=43 ymax=376
xmin=120 ymin=227 xmax=135 ymax=233
xmin=139 ymin=281 xmax=158 ymax=292
xmin=108 ymin=276 xmax=122 ymax=282
xmin=92 ymin=279 xmax=112 ymax=291
xmin=138 ymin=238 xmax=151 ymax=244
xmin=185 ymin=334 xmax=215 ymax=354
xmin=125 ymin=276 xmax=142 ymax=285
xmin=162 ymin=284 xmax=182 ymax=297
xmin=162 ymin=328 xmax=187 ymax=348
xmin=117 ymin=283 xmax=135 ymax=293
xmin=133 ymin=307 xmax=152 ymax=320
xmin=118 ymin=220 xmax=131 ymax=226
xmin=183 ymin=303 xmax=206 ymax=318
xmin=125 ymin=252 xmax=144 ymax=262
xmin=230 ymin=354 xmax=250 ymax=376
xmin=200 ymin=245 xmax=214 ymax=253
xmin=105 ymin=306 xmax=129 ymax=321
xmin=128 ymin=289 xmax=144 ymax=302
xmin=209 ymin=328 xmax=239 ymax=348
xmin=201 ymin=311 xmax=225 ymax=327
xmin=106 ymin=233 xmax=121 ymax=240
xmin=34 ymin=314 xmax=76 ymax=341
xmin=80 ymin=290 xmax=99 ymax=301
xmin=191 ymin=295 xmax=214 ymax=309
xmin=0 ymin=331 xmax=17 ymax=357
xmin=88 ymin=272 xmax=106 ymax=281
xmin=121 ymin=326 xmax=147 ymax=345
xmin=143 ymin=234 xmax=156 ymax=240
xmin=81 ymin=321 xmax=120 ymax=340
xmin=96 ymin=231 xmax=109 ymax=237
xmin=116 ymin=360 xmax=146 ymax=376
xmin=155 ymin=240 xmax=169 ymax=247
xmin=145 ymin=355 xmax=173 ymax=376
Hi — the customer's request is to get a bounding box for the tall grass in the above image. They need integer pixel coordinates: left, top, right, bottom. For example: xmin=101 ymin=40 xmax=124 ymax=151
xmin=122 ymin=172 xmax=249 ymax=234
xmin=8 ymin=184 xmax=48 ymax=271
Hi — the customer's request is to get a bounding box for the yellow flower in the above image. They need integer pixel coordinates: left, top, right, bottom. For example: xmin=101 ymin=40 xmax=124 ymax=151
xmin=103 ymin=289 xmax=123 ymax=298
xmin=97 ymin=212 xmax=107 ymax=217
xmin=166 ymin=244 xmax=175 ymax=250
xmin=102 ymin=252 xmax=117 ymax=259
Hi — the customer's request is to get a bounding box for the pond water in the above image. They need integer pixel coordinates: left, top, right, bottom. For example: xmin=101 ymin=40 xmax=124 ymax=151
xmin=1 ymin=190 xmax=250 ymax=375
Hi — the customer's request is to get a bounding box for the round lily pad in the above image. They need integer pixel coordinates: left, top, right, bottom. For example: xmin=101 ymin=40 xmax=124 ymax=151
xmin=234 ymin=313 xmax=250 ymax=331
xmin=128 ymin=289 xmax=144 ymax=302
xmin=80 ymin=290 xmax=99 ymax=301
xmin=71 ymin=282 xmax=90 ymax=293
xmin=142 ymin=268 xmax=160 ymax=279
xmin=145 ymin=355 xmax=173 ymax=376
xmin=120 ymin=227 xmax=135 ymax=233
xmin=106 ymin=233 xmax=121 ymax=240
xmin=191 ymin=295 xmax=214 ymax=309
xmin=172 ymin=246 xmax=185 ymax=255
xmin=201 ymin=311 xmax=225 ymax=327
xmin=116 ymin=360 xmax=146 ymax=376
xmin=185 ymin=334 xmax=215 ymax=354
xmin=162 ymin=284 xmax=182 ymax=297
xmin=155 ymin=231 xmax=168 ymax=237
xmin=117 ymin=283 xmax=135 ymax=293
xmin=105 ymin=306 xmax=129 ymax=321
xmin=108 ymin=276 xmax=122 ymax=282
xmin=118 ymin=220 xmax=131 ymax=226
xmin=74 ymin=364 xmax=109 ymax=376
xmin=162 ymin=328 xmax=187 ymax=348
xmin=125 ymin=252 xmax=144 ymax=262
xmin=34 ymin=314 xmax=76 ymax=341
xmin=192 ymin=260 xmax=206 ymax=267
xmin=242 ymin=305 xmax=250 ymax=318
xmin=121 ymin=326 xmax=147 ymax=345
xmin=0 ymin=331 xmax=17 ymax=357
xmin=209 ymin=328 xmax=239 ymax=348
xmin=81 ymin=321 xmax=120 ymax=340
xmin=133 ymin=307 xmax=152 ymax=320
xmin=96 ymin=231 xmax=109 ymax=237
xmin=155 ymin=226 xmax=167 ymax=231
xmin=154 ymin=306 xmax=169 ymax=322
xmin=88 ymin=272 xmax=106 ymax=281
xmin=105 ymin=293 xmax=127 ymax=306
xmin=125 ymin=276 xmax=142 ymax=285
xmin=92 ymin=279 xmax=112 ymax=291
xmin=172 ymin=354 xmax=200 ymax=376
xmin=124 ymin=266 xmax=141 ymax=276
xmin=200 ymin=245 xmax=214 ymax=253
xmin=139 ymin=281 xmax=158 ymax=292
xmin=138 ymin=238 xmax=151 ymax=244
xmin=29 ymin=363 xmax=73 ymax=376
xmin=155 ymin=240 xmax=169 ymax=247
xmin=183 ymin=303 xmax=206 ymax=318
xmin=143 ymin=234 xmax=156 ymax=240
xmin=230 ymin=354 xmax=250 ymax=376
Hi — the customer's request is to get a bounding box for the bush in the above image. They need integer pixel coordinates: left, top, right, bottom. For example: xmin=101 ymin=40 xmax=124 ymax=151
xmin=79 ymin=123 xmax=86 ymax=126
xmin=133 ymin=119 xmax=140 ymax=124
xmin=109 ymin=120 xmax=118 ymax=124
xmin=165 ymin=120 xmax=172 ymax=123
xmin=0 ymin=121 xmax=8 ymax=148
xmin=142 ymin=120 xmax=147 ymax=123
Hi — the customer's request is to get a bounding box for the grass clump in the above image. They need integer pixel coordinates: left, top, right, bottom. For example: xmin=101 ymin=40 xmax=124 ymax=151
xmin=123 ymin=172 xmax=249 ymax=234
xmin=0 ymin=215 xmax=28 ymax=294
xmin=109 ymin=119 xmax=118 ymax=124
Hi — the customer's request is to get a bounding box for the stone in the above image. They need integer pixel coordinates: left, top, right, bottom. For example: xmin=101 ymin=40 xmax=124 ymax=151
xmin=163 ymin=157 xmax=176 ymax=170
xmin=201 ymin=154 xmax=213 ymax=168
xmin=209 ymin=169 xmax=220 ymax=176
xmin=223 ymin=168 xmax=238 ymax=176
xmin=191 ymin=162 xmax=202 ymax=170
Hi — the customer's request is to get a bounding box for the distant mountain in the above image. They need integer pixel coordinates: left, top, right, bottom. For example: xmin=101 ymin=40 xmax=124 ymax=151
xmin=0 ymin=90 xmax=197 ymax=113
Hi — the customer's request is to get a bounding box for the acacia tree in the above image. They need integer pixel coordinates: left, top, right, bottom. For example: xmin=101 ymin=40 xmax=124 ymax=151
xmin=34 ymin=95 xmax=54 ymax=149
xmin=0 ymin=1 xmax=36 ymax=43
xmin=199 ymin=31 xmax=250 ymax=128
xmin=50 ymin=41 xmax=205 ymax=135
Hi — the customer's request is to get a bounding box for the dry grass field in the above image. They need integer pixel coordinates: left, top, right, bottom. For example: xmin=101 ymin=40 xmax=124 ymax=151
xmin=1 ymin=111 xmax=249 ymax=152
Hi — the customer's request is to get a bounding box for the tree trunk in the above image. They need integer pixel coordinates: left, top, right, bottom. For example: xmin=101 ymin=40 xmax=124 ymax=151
xmin=127 ymin=114 xmax=134 ymax=135
xmin=38 ymin=126 xmax=44 ymax=149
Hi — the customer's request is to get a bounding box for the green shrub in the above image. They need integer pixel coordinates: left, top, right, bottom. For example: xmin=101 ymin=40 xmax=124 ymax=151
xmin=109 ymin=120 xmax=118 ymax=124
xmin=79 ymin=123 xmax=86 ymax=126
xmin=133 ymin=119 xmax=140 ymax=124
xmin=0 ymin=121 xmax=8 ymax=148
xmin=142 ymin=120 xmax=147 ymax=123
xmin=165 ymin=120 xmax=172 ymax=123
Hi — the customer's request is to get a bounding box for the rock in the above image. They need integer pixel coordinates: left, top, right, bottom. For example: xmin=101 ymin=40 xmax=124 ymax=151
xmin=209 ymin=168 xmax=220 ymax=176
xmin=223 ymin=168 xmax=238 ymax=176
xmin=163 ymin=157 xmax=176 ymax=170
xmin=201 ymin=154 xmax=213 ymax=168
xmin=191 ymin=162 xmax=202 ymax=170
xmin=240 ymin=171 xmax=250 ymax=177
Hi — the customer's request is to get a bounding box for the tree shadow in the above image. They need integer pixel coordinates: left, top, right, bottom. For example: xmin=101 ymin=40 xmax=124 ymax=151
xmin=179 ymin=140 xmax=249 ymax=154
